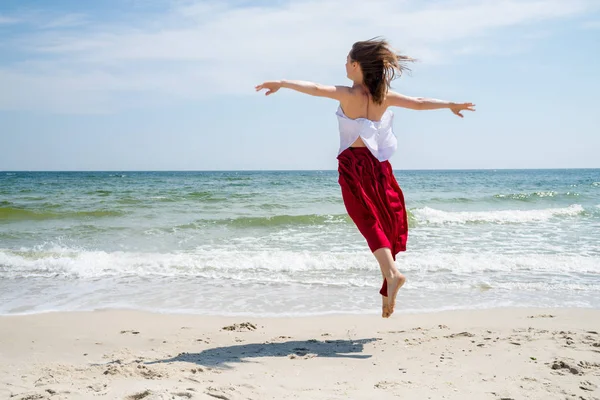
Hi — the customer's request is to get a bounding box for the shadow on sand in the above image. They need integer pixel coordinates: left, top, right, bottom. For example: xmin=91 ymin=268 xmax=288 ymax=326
xmin=147 ymin=338 xmax=379 ymax=368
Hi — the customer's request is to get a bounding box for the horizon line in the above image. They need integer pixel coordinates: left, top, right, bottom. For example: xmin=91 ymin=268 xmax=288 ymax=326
xmin=2 ymin=167 xmax=599 ymax=173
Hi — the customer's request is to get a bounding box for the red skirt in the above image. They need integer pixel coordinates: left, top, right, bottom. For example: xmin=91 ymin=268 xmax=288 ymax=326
xmin=337 ymin=147 xmax=408 ymax=297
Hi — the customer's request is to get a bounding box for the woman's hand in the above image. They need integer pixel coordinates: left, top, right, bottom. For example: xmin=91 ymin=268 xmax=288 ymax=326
xmin=255 ymin=81 xmax=282 ymax=96
xmin=450 ymin=102 xmax=476 ymax=118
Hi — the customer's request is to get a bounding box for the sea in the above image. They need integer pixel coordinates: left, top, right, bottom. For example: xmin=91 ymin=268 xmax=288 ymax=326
xmin=1 ymin=169 xmax=599 ymax=316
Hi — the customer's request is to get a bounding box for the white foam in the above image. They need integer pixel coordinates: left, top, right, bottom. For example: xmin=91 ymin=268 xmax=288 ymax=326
xmin=1 ymin=246 xmax=599 ymax=285
xmin=0 ymin=246 xmax=375 ymax=279
xmin=495 ymin=191 xmax=557 ymax=199
xmin=2 ymin=246 xmax=599 ymax=316
xmin=403 ymin=251 xmax=600 ymax=274
xmin=412 ymin=204 xmax=584 ymax=225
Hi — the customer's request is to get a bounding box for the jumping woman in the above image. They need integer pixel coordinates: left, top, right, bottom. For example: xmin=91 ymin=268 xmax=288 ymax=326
xmin=255 ymin=38 xmax=475 ymax=318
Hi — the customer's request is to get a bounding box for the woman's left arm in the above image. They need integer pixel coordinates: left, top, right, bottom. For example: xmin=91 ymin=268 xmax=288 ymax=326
xmin=387 ymin=90 xmax=475 ymax=118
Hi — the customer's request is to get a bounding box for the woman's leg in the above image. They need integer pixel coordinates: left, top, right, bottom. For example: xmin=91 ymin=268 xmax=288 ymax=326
xmin=380 ymin=271 xmax=390 ymax=318
xmin=373 ymin=248 xmax=406 ymax=316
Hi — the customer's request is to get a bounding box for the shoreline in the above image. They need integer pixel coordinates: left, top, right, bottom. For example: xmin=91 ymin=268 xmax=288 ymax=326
xmin=2 ymin=307 xmax=599 ymax=399
xmin=2 ymin=304 xmax=599 ymax=318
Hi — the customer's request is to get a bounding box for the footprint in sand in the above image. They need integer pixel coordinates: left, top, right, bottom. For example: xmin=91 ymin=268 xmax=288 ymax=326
xmin=135 ymin=364 xmax=165 ymax=379
xmin=222 ymin=322 xmax=257 ymax=332
xmin=550 ymin=360 xmax=581 ymax=375
xmin=126 ymin=390 xmax=151 ymax=400
xmin=580 ymin=380 xmax=598 ymax=392
xmin=87 ymin=383 xmax=108 ymax=393
xmin=11 ymin=393 xmax=50 ymax=400
xmin=445 ymin=331 xmax=475 ymax=339
xmin=172 ymin=392 xmax=193 ymax=398
xmin=374 ymin=381 xmax=401 ymax=390
xmin=103 ymin=364 xmax=122 ymax=376
xmin=126 ymin=389 xmax=194 ymax=399
xmin=205 ymin=386 xmax=238 ymax=400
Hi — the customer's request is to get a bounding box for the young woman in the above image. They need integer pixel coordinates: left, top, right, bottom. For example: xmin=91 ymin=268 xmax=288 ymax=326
xmin=255 ymin=38 xmax=475 ymax=318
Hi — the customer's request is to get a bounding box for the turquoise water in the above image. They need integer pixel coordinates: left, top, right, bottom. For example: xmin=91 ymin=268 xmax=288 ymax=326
xmin=1 ymin=169 xmax=599 ymax=315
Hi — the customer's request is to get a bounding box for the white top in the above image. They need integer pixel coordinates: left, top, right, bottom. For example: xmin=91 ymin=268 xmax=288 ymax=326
xmin=336 ymin=105 xmax=397 ymax=162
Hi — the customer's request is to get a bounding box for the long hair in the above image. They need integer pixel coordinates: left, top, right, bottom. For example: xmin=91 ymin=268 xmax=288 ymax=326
xmin=349 ymin=37 xmax=414 ymax=105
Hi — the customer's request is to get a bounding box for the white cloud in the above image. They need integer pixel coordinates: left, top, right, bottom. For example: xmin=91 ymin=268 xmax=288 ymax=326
xmin=581 ymin=20 xmax=600 ymax=29
xmin=40 ymin=13 xmax=89 ymax=29
xmin=1 ymin=0 xmax=597 ymax=113
xmin=0 ymin=15 xmax=19 ymax=25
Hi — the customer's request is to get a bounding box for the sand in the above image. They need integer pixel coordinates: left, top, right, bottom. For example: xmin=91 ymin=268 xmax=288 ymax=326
xmin=1 ymin=308 xmax=599 ymax=400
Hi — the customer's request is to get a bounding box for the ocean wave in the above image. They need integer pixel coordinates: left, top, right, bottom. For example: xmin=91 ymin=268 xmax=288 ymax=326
xmin=1 ymin=247 xmax=598 ymax=282
xmin=428 ymin=197 xmax=475 ymax=204
xmin=0 ymin=248 xmax=371 ymax=279
xmin=180 ymin=214 xmax=352 ymax=229
xmin=18 ymin=196 xmax=47 ymax=201
xmin=250 ymin=203 xmax=292 ymax=210
xmin=0 ymin=206 xmax=125 ymax=221
xmin=186 ymin=191 xmax=214 ymax=199
xmin=410 ymin=191 xmax=582 ymax=206
xmin=493 ymin=191 xmax=580 ymax=201
xmin=84 ymin=190 xmax=112 ymax=196
xmin=411 ymin=204 xmax=584 ymax=225
xmin=116 ymin=197 xmax=145 ymax=205
xmin=179 ymin=191 xmax=256 ymax=202
xmin=182 ymin=210 xmax=418 ymax=229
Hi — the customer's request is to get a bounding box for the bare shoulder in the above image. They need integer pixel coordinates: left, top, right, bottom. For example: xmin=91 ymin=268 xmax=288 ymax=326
xmin=332 ymin=85 xmax=354 ymax=96
xmin=313 ymin=84 xmax=353 ymax=101
xmin=338 ymin=86 xmax=369 ymax=111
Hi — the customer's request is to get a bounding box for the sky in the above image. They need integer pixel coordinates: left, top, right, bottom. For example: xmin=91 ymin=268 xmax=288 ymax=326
xmin=1 ymin=0 xmax=599 ymax=171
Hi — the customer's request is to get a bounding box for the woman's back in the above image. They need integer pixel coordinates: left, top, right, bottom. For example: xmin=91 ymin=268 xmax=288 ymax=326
xmin=339 ymin=87 xmax=388 ymax=122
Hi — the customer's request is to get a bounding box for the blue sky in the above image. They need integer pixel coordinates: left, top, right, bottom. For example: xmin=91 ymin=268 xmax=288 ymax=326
xmin=1 ymin=0 xmax=599 ymax=171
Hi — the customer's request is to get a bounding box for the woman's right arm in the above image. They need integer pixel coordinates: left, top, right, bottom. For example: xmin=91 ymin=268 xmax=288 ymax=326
xmin=255 ymin=80 xmax=351 ymax=101
xmin=386 ymin=90 xmax=475 ymax=118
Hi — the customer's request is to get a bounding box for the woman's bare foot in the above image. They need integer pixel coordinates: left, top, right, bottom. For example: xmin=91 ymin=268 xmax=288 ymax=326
xmin=387 ymin=273 xmax=406 ymax=315
xmin=381 ymin=295 xmax=391 ymax=318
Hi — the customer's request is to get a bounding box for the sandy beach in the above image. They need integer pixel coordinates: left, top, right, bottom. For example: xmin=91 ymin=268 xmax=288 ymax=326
xmin=1 ymin=308 xmax=599 ymax=399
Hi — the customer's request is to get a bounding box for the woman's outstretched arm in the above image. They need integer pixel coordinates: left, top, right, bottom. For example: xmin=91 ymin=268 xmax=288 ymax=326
xmin=386 ymin=90 xmax=475 ymax=118
xmin=255 ymin=80 xmax=351 ymax=101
